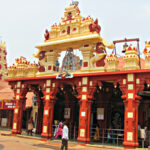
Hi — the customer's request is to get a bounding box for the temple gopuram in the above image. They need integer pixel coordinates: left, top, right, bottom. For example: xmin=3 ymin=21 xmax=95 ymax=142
xmin=6 ymin=2 xmax=150 ymax=149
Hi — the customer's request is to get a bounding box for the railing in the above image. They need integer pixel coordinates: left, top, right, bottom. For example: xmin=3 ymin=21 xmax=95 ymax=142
xmin=90 ymin=127 xmax=124 ymax=146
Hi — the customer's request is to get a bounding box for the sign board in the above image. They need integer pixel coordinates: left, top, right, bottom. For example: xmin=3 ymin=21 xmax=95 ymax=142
xmin=140 ymin=129 xmax=145 ymax=139
xmin=81 ymin=112 xmax=86 ymax=117
xmin=97 ymin=114 xmax=104 ymax=120
xmin=127 ymin=132 xmax=133 ymax=141
xmin=1 ymin=118 xmax=8 ymax=127
xmin=97 ymin=108 xmax=104 ymax=120
xmin=64 ymin=108 xmax=70 ymax=119
xmin=0 ymin=100 xmax=15 ymax=109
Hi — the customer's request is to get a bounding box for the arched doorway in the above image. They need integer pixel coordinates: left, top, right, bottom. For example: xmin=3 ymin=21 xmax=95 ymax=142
xmin=53 ymin=83 xmax=79 ymax=139
xmin=138 ymin=84 xmax=150 ymax=147
xmin=21 ymin=85 xmax=44 ymax=135
xmin=91 ymin=82 xmax=124 ymax=145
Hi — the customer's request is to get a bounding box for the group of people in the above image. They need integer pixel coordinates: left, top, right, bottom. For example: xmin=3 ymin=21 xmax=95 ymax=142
xmin=54 ymin=121 xmax=69 ymax=150
xmin=93 ymin=123 xmax=149 ymax=147
xmin=93 ymin=125 xmax=116 ymax=144
xmin=27 ymin=118 xmax=69 ymax=150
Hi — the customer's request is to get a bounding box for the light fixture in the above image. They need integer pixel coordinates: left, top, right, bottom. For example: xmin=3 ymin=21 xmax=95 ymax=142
xmin=122 ymin=42 xmax=128 ymax=53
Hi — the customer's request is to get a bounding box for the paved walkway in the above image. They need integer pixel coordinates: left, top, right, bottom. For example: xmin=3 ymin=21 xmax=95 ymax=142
xmin=0 ymin=129 xmax=148 ymax=150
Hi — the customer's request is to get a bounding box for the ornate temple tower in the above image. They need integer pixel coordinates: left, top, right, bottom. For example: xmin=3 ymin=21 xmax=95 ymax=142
xmin=0 ymin=42 xmax=7 ymax=80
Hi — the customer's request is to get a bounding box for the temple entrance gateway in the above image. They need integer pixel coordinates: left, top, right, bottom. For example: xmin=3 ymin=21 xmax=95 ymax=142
xmin=91 ymin=82 xmax=124 ymax=145
xmin=53 ymin=83 xmax=79 ymax=139
xmin=10 ymin=82 xmax=44 ymax=136
xmin=25 ymin=87 xmax=44 ymax=135
xmin=6 ymin=2 xmax=150 ymax=149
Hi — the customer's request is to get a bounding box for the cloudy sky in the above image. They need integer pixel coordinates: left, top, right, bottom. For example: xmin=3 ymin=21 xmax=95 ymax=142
xmin=0 ymin=0 xmax=150 ymax=66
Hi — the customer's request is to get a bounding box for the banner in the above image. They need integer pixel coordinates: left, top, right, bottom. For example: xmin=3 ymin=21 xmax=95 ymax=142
xmin=64 ymin=108 xmax=70 ymax=119
xmin=0 ymin=100 xmax=16 ymax=109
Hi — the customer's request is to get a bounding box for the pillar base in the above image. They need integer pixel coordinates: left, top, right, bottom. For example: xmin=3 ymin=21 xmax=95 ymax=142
xmin=48 ymin=134 xmax=53 ymax=140
xmin=41 ymin=133 xmax=53 ymax=140
xmin=11 ymin=129 xmax=21 ymax=135
xmin=123 ymin=141 xmax=139 ymax=149
xmin=11 ymin=133 xmax=17 ymax=136
xmin=41 ymin=133 xmax=49 ymax=138
xmin=41 ymin=138 xmax=48 ymax=141
xmin=77 ymin=137 xmax=90 ymax=143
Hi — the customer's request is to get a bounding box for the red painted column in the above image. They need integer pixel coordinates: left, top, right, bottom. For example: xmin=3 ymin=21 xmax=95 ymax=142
xmin=12 ymin=82 xmax=26 ymax=135
xmin=77 ymin=77 xmax=96 ymax=142
xmin=119 ymin=74 xmax=144 ymax=149
xmin=41 ymin=80 xmax=57 ymax=139
xmin=36 ymin=93 xmax=43 ymax=134
xmin=86 ymin=100 xmax=92 ymax=142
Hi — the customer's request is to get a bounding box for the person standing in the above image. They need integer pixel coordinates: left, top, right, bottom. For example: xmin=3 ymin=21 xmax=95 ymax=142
xmin=93 ymin=125 xmax=100 ymax=141
xmin=55 ymin=122 xmax=63 ymax=139
xmin=27 ymin=117 xmax=34 ymax=136
xmin=144 ymin=126 xmax=148 ymax=148
xmin=61 ymin=122 xmax=69 ymax=150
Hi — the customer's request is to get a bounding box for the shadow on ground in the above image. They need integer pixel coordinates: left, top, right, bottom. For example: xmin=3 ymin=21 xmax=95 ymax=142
xmin=33 ymin=144 xmax=59 ymax=150
xmin=0 ymin=144 xmax=4 ymax=150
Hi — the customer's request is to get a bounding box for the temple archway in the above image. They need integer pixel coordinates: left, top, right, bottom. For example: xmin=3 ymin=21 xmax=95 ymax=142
xmin=53 ymin=83 xmax=79 ymax=139
xmin=91 ymin=81 xmax=124 ymax=144
xmin=11 ymin=82 xmax=44 ymax=136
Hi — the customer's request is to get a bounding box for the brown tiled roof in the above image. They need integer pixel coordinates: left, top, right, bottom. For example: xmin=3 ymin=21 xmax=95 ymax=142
xmin=0 ymin=80 xmax=14 ymax=100
xmin=0 ymin=80 xmax=33 ymax=107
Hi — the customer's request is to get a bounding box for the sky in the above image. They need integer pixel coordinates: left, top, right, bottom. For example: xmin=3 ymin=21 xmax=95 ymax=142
xmin=0 ymin=0 xmax=150 ymax=66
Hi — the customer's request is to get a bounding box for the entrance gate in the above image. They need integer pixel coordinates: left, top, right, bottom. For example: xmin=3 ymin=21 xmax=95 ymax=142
xmin=6 ymin=2 xmax=150 ymax=149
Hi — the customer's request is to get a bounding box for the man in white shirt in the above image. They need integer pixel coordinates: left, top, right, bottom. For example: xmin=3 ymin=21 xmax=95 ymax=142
xmin=61 ymin=122 xmax=69 ymax=150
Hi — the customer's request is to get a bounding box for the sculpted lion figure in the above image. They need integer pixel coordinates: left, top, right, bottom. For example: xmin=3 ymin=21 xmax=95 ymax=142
xmin=90 ymin=53 xmax=106 ymax=68
xmin=90 ymin=42 xmax=106 ymax=68
xmin=44 ymin=29 xmax=49 ymax=40
xmin=89 ymin=18 xmax=101 ymax=34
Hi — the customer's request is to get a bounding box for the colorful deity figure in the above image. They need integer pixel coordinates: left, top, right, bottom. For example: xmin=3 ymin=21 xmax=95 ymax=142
xmin=61 ymin=48 xmax=80 ymax=72
xmin=57 ymin=48 xmax=80 ymax=79
xmin=56 ymin=60 xmax=60 ymax=72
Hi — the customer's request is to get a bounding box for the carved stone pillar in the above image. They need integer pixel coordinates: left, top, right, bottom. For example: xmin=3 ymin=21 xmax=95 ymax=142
xmin=35 ymin=91 xmax=44 ymax=134
xmin=76 ymin=77 xmax=96 ymax=142
xmin=45 ymin=50 xmax=60 ymax=72
xmin=119 ymin=74 xmax=144 ymax=149
xmin=79 ymin=45 xmax=94 ymax=70
xmin=41 ymin=80 xmax=58 ymax=139
xmin=12 ymin=82 xmax=27 ymax=135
